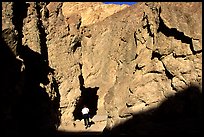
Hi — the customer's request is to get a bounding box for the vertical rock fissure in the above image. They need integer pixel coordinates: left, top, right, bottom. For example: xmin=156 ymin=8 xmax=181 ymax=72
xmin=134 ymin=32 xmax=138 ymax=47
xmin=142 ymin=12 xmax=154 ymax=37
xmin=12 ymin=2 xmax=28 ymax=54
xmin=161 ymin=61 xmax=174 ymax=80
xmin=72 ymin=38 xmax=82 ymax=53
xmin=36 ymin=3 xmax=48 ymax=64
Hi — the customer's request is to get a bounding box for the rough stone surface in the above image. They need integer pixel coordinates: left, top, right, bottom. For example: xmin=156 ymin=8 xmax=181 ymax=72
xmin=62 ymin=2 xmax=129 ymax=27
xmin=1 ymin=2 xmax=202 ymax=135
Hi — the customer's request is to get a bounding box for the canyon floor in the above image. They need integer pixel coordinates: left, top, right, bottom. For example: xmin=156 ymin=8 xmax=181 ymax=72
xmin=57 ymin=115 xmax=107 ymax=135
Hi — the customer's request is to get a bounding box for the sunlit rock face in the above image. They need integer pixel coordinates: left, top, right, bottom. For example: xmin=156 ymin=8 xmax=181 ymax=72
xmin=2 ymin=2 xmax=202 ymax=135
xmin=62 ymin=2 xmax=129 ymax=27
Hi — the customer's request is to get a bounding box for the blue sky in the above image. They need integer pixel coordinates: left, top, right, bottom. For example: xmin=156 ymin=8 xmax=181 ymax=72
xmin=103 ymin=2 xmax=137 ymax=5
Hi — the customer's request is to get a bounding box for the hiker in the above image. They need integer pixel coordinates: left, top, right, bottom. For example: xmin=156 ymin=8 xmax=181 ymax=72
xmin=81 ymin=105 xmax=90 ymax=129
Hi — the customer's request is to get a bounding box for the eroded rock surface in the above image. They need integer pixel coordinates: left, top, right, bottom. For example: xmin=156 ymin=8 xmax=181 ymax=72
xmin=2 ymin=2 xmax=202 ymax=135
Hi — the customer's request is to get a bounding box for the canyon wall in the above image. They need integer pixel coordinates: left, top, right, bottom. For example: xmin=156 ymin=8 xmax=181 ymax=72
xmin=1 ymin=2 xmax=202 ymax=135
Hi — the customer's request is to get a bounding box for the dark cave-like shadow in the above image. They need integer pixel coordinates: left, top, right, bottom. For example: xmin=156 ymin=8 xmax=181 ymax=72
xmin=2 ymin=2 xmax=59 ymax=136
xmin=73 ymin=65 xmax=99 ymax=121
xmin=12 ymin=2 xmax=29 ymax=47
xmin=0 ymin=38 xmax=25 ymax=136
xmin=16 ymin=45 xmax=61 ymax=135
xmin=1 ymin=39 xmax=60 ymax=136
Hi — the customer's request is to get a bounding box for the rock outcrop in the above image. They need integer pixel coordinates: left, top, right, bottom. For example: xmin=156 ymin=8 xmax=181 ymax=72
xmin=1 ymin=2 xmax=202 ymax=135
xmin=62 ymin=2 xmax=129 ymax=27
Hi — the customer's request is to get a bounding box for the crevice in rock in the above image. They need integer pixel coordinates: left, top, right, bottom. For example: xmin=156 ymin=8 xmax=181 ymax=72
xmin=69 ymin=36 xmax=82 ymax=53
xmin=120 ymin=37 xmax=127 ymax=42
xmin=76 ymin=18 xmax=82 ymax=30
xmin=126 ymin=103 xmax=133 ymax=108
xmin=2 ymin=28 xmax=18 ymax=56
xmin=172 ymin=53 xmax=186 ymax=58
xmin=157 ymin=12 xmax=199 ymax=55
xmin=142 ymin=12 xmax=154 ymax=37
xmin=128 ymin=88 xmax=133 ymax=94
xmin=151 ymin=51 xmax=162 ymax=60
xmin=147 ymin=70 xmax=163 ymax=74
xmin=119 ymin=113 xmax=133 ymax=118
xmin=134 ymin=30 xmax=146 ymax=45
xmin=130 ymin=53 xmax=138 ymax=62
xmin=72 ymin=40 xmax=82 ymax=53
xmin=73 ymin=63 xmax=99 ymax=120
xmin=135 ymin=64 xmax=145 ymax=70
xmin=67 ymin=25 xmax=70 ymax=32
xmin=134 ymin=31 xmax=138 ymax=47
xmin=170 ymin=81 xmax=178 ymax=92
xmin=138 ymin=98 xmax=147 ymax=105
xmin=161 ymin=61 xmax=174 ymax=80
xmin=12 ymin=2 xmax=29 ymax=54
xmin=41 ymin=3 xmax=50 ymax=19
xmin=36 ymin=3 xmax=48 ymax=64
xmin=55 ymin=3 xmax=63 ymax=17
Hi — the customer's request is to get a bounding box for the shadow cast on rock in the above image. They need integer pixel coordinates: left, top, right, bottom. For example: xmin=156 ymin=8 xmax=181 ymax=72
xmin=102 ymin=85 xmax=202 ymax=135
xmin=1 ymin=40 xmax=60 ymax=136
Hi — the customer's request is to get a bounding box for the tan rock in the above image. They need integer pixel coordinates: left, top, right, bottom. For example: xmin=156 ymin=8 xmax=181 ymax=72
xmin=2 ymin=2 xmax=202 ymax=135
xmin=62 ymin=2 xmax=129 ymax=27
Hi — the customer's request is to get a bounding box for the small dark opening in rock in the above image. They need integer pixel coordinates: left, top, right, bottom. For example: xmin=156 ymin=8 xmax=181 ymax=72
xmin=73 ymin=67 xmax=99 ymax=120
xmin=72 ymin=40 xmax=81 ymax=53
xmin=151 ymin=51 xmax=162 ymax=60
